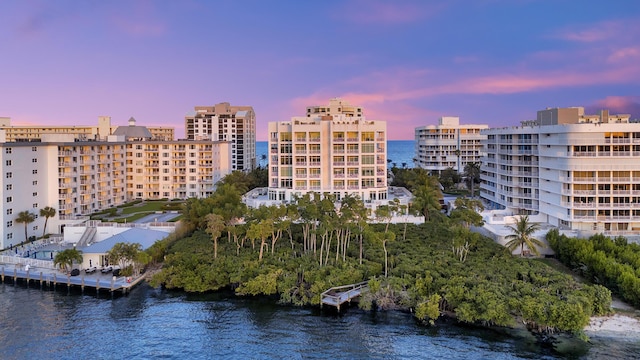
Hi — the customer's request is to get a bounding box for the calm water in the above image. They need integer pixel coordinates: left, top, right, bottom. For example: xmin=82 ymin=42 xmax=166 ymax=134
xmin=257 ymin=140 xmax=416 ymax=169
xmin=1 ymin=283 xmax=637 ymax=360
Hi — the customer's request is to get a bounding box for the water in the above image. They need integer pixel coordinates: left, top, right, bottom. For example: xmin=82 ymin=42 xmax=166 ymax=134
xmin=1 ymin=284 xmax=637 ymax=359
xmin=256 ymin=140 xmax=416 ymax=169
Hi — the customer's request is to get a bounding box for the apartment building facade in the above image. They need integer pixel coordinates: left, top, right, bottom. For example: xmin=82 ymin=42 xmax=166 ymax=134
xmin=267 ymin=98 xmax=387 ymax=204
xmin=480 ymin=107 xmax=640 ymax=237
xmin=184 ymin=102 xmax=256 ymax=171
xmin=0 ymin=124 xmax=232 ymax=249
xmin=415 ymin=117 xmax=488 ymax=174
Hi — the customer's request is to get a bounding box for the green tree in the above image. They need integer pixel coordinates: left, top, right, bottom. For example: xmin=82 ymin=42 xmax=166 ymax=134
xmin=53 ymin=248 xmax=83 ymax=273
xmin=205 ymin=213 xmax=225 ymax=259
xmin=39 ymin=206 xmax=56 ymax=237
xmin=246 ymin=219 xmax=273 ymax=261
xmin=504 ymin=215 xmax=544 ymax=256
xmin=108 ymin=242 xmax=144 ymax=271
xmin=449 ymin=197 xmax=484 ymax=229
xmin=15 ymin=211 xmax=36 ymax=243
xmin=439 ymin=167 xmax=461 ymax=191
xmin=411 ymin=176 xmax=442 ymax=221
xmin=464 ymin=162 xmax=481 ymax=197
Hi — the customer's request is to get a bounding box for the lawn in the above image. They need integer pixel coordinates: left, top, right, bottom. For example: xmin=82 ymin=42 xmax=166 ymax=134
xmin=121 ymin=200 xmax=182 ymax=215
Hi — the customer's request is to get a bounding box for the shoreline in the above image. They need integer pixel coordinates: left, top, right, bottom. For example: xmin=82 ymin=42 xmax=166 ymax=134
xmin=584 ymin=313 xmax=640 ymax=338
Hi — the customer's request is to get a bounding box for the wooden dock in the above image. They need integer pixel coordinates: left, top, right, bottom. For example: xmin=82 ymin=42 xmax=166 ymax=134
xmin=0 ymin=265 xmax=141 ymax=295
xmin=321 ymin=281 xmax=368 ymax=311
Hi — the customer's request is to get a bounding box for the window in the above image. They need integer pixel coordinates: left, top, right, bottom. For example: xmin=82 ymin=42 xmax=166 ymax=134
xmin=5 ymin=160 xmax=11 ymax=166
xmin=32 ymin=158 xmax=38 ymax=163
xmin=6 ymin=197 xmax=12 ymax=203
xmin=6 ymin=184 xmax=11 ymax=191
xmin=33 ymin=203 xmax=38 ymax=208
xmin=7 ymin=221 xmax=12 ymax=227
xmin=7 ymin=233 xmax=12 ymax=239
xmin=32 ymin=181 xmax=37 ymax=186
xmin=5 ymin=148 xmax=11 ymax=154
xmin=136 ymin=184 xmax=143 ymax=189
xmin=32 ymin=170 xmax=38 ymax=174
xmin=32 ymin=192 xmax=37 ymax=197
xmin=33 ymin=226 xmax=38 ymax=231
xmin=32 ymin=147 xmax=37 ymax=152
xmin=6 ymin=209 xmax=12 ymax=215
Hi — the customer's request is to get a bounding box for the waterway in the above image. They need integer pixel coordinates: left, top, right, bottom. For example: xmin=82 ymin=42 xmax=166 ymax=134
xmin=1 ymin=283 xmax=637 ymax=359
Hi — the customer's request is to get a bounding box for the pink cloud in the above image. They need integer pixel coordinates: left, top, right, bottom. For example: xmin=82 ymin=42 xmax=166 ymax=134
xmin=607 ymin=46 xmax=640 ymax=64
xmin=586 ymin=96 xmax=640 ymax=119
xmin=554 ymin=18 xmax=640 ymax=44
xmin=332 ymin=0 xmax=445 ymax=25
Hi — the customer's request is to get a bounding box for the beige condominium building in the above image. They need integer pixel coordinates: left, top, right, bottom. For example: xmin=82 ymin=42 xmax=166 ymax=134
xmin=414 ymin=116 xmax=488 ymax=174
xmin=184 ymin=102 xmax=256 ymax=171
xmin=0 ymin=116 xmax=174 ymax=142
xmin=480 ymin=107 xmax=640 ymax=237
xmin=0 ymin=118 xmax=231 ymax=249
xmin=267 ymin=98 xmax=387 ymax=204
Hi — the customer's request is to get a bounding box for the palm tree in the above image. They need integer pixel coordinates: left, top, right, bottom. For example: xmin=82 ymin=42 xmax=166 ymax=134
xmin=504 ymin=215 xmax=545 ymax=257
xmin=464 ymin=162 xmax=481 ymax=198
xmin=411 ymin=177 xmax=443 ymax=222
xmin=205 ymin=213 xmax=225 ymax=259
xmin=40 ymin=206 xmax=56 ymax=237
xmin=15 ymin=211 xmax=36 ymax=243
xmin=53 ymin=248 xmax=83 ymax=273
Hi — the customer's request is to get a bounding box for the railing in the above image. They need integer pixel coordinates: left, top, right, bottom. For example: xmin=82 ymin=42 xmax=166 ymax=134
xmin=0 ymin=255 xmax=56 ymax=270
xmin=321 ymin=281 xmax=368 ymax=310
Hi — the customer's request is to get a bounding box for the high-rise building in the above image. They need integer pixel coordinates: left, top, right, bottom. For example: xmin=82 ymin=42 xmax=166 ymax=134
xmin=184 ymin=103 xmax=256 ymax=171
xmin=415 ymin=117 xmax=487 ymax=174
xmin=480 ymin=107 xmax=639 ymax=237
xmin=267 ymin=98 xmax=387 ymax=203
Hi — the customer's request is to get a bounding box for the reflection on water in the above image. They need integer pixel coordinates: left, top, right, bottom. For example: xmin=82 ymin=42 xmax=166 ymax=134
xmin=0 ymin=283 xmax=637 ymax=360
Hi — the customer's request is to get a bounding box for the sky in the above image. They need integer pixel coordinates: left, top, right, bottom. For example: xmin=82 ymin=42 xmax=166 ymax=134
xmin=1 ymin=1 xmax=639 ymax=140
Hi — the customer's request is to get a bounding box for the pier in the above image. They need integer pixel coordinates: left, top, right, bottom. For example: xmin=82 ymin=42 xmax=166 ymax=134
xmin=0 ymin=264 xmax=142 ymax=295
xmin=321 ymin=281 xmax=368 ymax=311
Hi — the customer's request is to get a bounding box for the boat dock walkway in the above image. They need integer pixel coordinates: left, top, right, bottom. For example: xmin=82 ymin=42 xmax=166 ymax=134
xmin=0 ymin=264 xmax=143 ymax=294
xmin=321 ymin=281 xmax=368 ymax=311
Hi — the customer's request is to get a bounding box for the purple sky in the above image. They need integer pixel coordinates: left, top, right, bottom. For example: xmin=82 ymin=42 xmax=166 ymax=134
xmin=1 ymin=1 xmax=639 ymax=140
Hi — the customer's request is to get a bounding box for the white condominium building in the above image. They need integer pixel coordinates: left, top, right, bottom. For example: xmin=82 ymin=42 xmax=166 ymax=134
xmin=184 ymin=102 xmax=256 ymax=171
xmin=415 ymin=117 xmax=488 ymax=174
xmin=481 ymin=107 xmax=639 ymax=237
xmin=267 ymin=98 xmax=387 ymax=203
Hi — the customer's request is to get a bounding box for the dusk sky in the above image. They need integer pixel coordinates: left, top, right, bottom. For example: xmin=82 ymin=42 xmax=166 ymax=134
xmin=1 ymin=1 xmax=639 ymax=140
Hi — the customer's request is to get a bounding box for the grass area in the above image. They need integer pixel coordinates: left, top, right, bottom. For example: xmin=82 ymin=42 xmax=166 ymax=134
xmin=112 ymin=211 xmax=155 ymax=223
xmin=121 ymin=200 xmax=183 ymax=214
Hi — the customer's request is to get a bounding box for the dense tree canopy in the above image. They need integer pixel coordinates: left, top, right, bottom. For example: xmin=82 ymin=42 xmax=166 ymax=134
xmin=149 ymin=172 xmax=610 ymax=338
